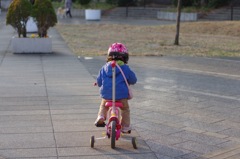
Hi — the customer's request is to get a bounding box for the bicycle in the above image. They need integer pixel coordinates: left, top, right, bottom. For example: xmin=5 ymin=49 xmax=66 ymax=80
xmin=90 ymin=60 xmax=137 ymax=149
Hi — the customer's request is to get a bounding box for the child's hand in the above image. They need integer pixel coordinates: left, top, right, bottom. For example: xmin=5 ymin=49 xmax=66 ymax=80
xmin=93 ymin=82 xmax=97 ymax=86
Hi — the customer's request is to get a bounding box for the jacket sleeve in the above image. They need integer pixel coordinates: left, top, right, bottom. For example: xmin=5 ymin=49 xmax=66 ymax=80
xmin=126 ymin=66 xmax=137 ymax=85
xmin=97 ymin=69 xmax=102 ymax=87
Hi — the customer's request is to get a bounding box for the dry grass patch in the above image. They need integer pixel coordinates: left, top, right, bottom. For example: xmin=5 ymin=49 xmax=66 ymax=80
xmin=55 ymin=21 xmax=240 ymax=57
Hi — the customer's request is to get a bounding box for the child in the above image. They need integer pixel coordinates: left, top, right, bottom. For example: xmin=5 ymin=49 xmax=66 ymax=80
xmin=95 ymin=42 xmax=137 ymax=133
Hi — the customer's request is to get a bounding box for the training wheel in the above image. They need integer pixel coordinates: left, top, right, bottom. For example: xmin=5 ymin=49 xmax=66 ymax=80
xmin=90 ymin=135 xmax=95 ymax=148
xmin=132 ymin=137 xmax=137 ymax=149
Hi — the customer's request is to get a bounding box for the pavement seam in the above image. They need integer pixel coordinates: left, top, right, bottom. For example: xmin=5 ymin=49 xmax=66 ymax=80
xmin=40 ymin=55 xmax=59 ymax=158
xmin=0 ymin=26 xmax=11 ymax=67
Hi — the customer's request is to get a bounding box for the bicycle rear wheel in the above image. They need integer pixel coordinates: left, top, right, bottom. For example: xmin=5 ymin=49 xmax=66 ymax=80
xmin=111 ymin=120 xmax=116 ymax=149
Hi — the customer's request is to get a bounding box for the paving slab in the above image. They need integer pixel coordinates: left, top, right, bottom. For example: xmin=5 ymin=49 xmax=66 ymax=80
xmin=0 ymin=118 xmax=51 ymax=128
xmin=58 ymin=153 xmax=157 ymax=159
xmin=0 ymin=126 xmax=53 ymax=134
xmin=0 ymin=148 xmax=57 ymax=158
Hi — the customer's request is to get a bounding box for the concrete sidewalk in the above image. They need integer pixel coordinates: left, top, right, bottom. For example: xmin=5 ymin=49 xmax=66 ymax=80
xmin=0 ymin=13 xmax=153 ymax=158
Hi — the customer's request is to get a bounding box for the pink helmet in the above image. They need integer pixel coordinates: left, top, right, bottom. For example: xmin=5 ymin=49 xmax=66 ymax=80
xmin=107 ymin=43 xmax=129 ymax=63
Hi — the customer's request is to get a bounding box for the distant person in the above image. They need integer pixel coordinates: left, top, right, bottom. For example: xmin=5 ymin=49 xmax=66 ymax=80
xmin=65 ymin=0 xmax=72 ymax=18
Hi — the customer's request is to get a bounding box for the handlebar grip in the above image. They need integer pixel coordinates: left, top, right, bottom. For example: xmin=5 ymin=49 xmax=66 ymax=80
xmin=111 ymin=61 xmax=116 ymax=68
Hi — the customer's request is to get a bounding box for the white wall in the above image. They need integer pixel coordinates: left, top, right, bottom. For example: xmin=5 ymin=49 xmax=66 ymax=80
xmin=157 ymin=11 xmax=198 ymax=21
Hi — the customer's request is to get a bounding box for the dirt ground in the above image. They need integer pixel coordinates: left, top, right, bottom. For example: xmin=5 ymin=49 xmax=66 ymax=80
xmin=55 ymin=21 xmax=240 ymax=57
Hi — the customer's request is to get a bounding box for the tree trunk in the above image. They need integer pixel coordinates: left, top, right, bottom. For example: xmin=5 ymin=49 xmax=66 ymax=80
xmin=174 ymin=0 xmax=182 ymax=45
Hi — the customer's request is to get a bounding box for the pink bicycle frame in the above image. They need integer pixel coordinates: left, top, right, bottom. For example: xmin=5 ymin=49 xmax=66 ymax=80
xmin=105 ymin=61 xmax=123 ymax=140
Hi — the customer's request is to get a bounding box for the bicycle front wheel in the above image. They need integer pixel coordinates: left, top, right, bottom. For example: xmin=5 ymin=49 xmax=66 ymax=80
xmin=111 ymin=120 xmax=116 ymax=149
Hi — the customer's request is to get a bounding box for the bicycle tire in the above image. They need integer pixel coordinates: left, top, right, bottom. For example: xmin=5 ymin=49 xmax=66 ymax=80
xmin=111 ymin=120 xmax=116 ymax=149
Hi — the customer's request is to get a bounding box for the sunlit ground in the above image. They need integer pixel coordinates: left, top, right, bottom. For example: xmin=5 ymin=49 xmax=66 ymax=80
xmin=55 ymin=21 xmax=240 ymax=57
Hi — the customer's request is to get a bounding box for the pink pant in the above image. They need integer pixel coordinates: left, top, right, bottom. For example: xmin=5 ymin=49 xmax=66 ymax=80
xmin=97 ymin=98 xmax=130 ymax=127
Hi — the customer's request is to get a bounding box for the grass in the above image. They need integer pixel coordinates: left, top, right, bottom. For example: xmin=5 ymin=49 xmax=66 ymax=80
xmin=55 ymin=21 xmax=240 ymax=57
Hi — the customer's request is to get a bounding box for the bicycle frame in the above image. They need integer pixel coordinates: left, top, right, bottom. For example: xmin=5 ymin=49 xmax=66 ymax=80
xmin=105 ymin=100 xmax=123 ymax=140
xmin=106 ymin=61 xmax=122 ymax=141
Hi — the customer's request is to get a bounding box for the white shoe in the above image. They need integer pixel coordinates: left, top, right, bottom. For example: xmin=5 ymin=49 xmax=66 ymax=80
xmin=122 ymin=126 xmax=131 ymax=134
xmin=94 ymin=116 xmax=105 ymax=127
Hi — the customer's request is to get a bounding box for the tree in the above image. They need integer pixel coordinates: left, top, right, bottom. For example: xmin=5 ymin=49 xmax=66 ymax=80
xmin=174 ymin=0 xmax=182 ymax=45
xmin=6 ymin=0 xmax=32 ymax=38
xmin=31 ymin=0 xmax=57 ymax=37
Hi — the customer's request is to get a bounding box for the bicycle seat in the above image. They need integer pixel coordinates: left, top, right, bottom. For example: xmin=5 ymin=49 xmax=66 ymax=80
xmin=105 ymin=101 xmax=123 ymax=108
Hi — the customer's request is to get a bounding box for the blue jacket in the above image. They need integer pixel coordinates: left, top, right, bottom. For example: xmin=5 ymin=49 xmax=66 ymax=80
xmin=97 ymin=61 xmax=137 ymax=100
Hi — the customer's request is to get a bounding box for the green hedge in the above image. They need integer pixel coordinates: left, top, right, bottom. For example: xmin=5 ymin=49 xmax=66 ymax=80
xmin=208 ymin=0 xmax=232 ymax=8
xmin=172 ymin=0 xmax=195 ymax=7
xmin=77 ymin=0 xmax=91 ymax=5
xmin=117 ymin=0 xmax=135 ymax=6
xmin=172 ymin=0 xmax=232 ymax=8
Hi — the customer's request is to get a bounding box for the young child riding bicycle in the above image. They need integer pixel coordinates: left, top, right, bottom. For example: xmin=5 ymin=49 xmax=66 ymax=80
xmin=95 ymin=42 xmax=137 ymax=133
